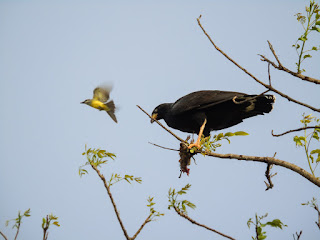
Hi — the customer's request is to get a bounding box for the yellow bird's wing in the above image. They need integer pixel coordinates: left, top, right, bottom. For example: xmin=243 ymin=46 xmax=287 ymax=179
xmin=93 ymin=86 xmax=112 ymax=102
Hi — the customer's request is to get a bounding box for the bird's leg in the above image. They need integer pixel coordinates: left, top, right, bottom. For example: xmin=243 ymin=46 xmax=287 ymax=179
xmin=188 ymin=118 xmax=207 ymax=149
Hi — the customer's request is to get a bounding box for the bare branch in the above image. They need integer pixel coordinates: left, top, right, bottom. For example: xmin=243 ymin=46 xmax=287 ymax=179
xmin=14 ymin=221 xmax=20 ymax=240
xmin=0 ymin=232 xmax=8 ymax=240
xmin=264 ymin=163 xmax=277 ymax=191
xmin=148 ymin=142 xmax=179 ymax=152
xmin=259 ymin=41 xmax=320 ymax=85
xmin=293 ymin=231 xmax=303 ymax=240
xmin=272 ymin=126 xmax=320 ymax=137
xmin=137 ymin=105 xmax=186 ymax=143
xmin=197 ymin=15 xmax=320 ymax=113
xmin=313 ymin=204 xmax=320 ymax=230
xmin=173 ymin=206 xmax=236 ymax=240
xmin=197 ymin=149 xmax=320 ymax=188
xmin=267 ymin=41 xmax=282 ymax=66
xmin=131 ymin=214 xmax=152 ymax=240
xmin=90 ymin=163 xmax=131 ymax=240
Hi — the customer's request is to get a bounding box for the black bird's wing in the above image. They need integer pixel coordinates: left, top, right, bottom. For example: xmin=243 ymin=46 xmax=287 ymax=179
xmin=170 ymin=90 xmax=245 ymax=115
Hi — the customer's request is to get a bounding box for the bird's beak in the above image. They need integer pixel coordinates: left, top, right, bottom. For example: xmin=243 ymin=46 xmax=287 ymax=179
xmin=151 ymin=113 xmax=158 ymax=123
xmin=81 ymin=101 xmax=85 ymax=104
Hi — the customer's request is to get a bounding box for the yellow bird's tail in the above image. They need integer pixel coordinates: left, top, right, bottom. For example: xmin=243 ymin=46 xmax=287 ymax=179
xmin=105 ymin=101 xmax=117 ymax=123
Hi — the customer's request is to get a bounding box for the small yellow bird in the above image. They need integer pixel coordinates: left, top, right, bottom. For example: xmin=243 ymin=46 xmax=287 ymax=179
xmin=81 ymin=86 xmax=117 ymax=123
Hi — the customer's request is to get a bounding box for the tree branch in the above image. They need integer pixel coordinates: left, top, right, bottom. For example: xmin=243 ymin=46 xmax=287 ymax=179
xmin=313 ymin=204 xmax=320 ymax=230
xmin=173 ymin=206 xmax=236 ymax=240
xmin=293 ymin=231 xmax=303 ymax=240
xmin=14 ymin=221 xmax=20 ymax=240
xmin=264 ymin=163 xmax=277 ymax=191
xmin=137 ymin=105 xmax=186 ymax=143
xmin=197 ymin=149 xmax=320 ymax=188
xmin=259 ymin=41 xmax=320 ymax=84
xmin=0 ymin=232 xmax=8 ymax=240
xmin=196 ymin=15 xmax=320 ymax=113
xmin=131 ymin=214 xmax=152 ymax=240
xmin=90 ymin=163 xmax=131 ymax=240
xmin=272 ymin=126 xmax=320 ymax=137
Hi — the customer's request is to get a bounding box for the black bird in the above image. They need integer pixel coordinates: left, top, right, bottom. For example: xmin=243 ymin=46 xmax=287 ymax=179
xmin=151 ymin=90 xmax=275 ymax=149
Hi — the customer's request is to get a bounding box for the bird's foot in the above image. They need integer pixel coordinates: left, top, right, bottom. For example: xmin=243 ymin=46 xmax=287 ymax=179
xmin=188 ymin=142 xmax=201 ymax=149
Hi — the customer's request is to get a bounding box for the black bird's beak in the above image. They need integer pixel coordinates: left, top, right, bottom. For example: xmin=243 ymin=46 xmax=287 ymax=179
xmin=81 ymin=101 xmax=85 ymax=104
xmin=151 ymin=113 xmax=158 ymax=123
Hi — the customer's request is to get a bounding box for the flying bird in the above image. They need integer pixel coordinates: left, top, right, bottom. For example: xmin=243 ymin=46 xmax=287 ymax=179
xmin=151 ymin=90 xmax=275 ymax=149
xmin=81 ymin=86 xmax=117 ymax=123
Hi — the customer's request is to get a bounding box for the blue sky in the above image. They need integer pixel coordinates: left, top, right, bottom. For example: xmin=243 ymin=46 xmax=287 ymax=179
xmin=1 ymin=0 xmax=320 ymax=239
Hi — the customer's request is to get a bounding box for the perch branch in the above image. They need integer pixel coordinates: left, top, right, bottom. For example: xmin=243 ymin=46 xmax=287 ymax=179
xmin=272 ymin=126 xmax=320 ymax=137
xmin=173 ymin=206 xmax=236 ymax=240
xmin=142 ymin=101 xmax=320 ymax=187
xmin=198 ymin=149 xmax=320 ymax=188
xmin=137 ymin=105 xmax=186 ymax=143
xmin=197 ymin=15 xmax=320 ymax=113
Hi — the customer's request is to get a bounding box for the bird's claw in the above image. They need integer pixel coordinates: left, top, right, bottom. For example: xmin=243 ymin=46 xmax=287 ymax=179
xmin=188 ymin=143 xmax=201 ymax=149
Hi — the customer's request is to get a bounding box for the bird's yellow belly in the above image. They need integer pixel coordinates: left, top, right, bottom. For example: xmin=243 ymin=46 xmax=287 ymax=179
xmin=91 ymin=100 xmax=106 ymax=110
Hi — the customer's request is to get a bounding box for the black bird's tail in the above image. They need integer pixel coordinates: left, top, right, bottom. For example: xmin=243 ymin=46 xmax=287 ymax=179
xmin=242 ymin=94 xmax=276 ymax=115
xmin=105 ymin=100 xmax=118 ymax=123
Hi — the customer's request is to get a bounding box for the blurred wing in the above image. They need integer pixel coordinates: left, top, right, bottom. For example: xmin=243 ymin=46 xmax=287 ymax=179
xmin=93 ymin=86 xmax=112 ymax=102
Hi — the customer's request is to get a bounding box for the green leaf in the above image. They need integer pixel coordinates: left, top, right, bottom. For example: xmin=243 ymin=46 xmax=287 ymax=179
xmin=234 ymin=131 xmax=249 ymax=136
xmin=265 ymin=219 xmax=287 ymax=229
xmin=312 ymin=46 xmax=318 ymax=51
xmin=216 ymin=133 xmax=224 ymax=140
xmin=53 ymin=221 xmax=60 ymax=227
xmin=303 ymin=54 xmax=312 ymax=59
xmin=311 ymin=149 xmax=320 ymax=154
xmin=225 ymin=132 xmax=235 ymax=137
xmin=316 ymin=20 xmax=320 ymax=25
xmin=311 ymin=26 xmax=320 ymax=32
xmin=298 ymin=36 xmax=308 ymax=41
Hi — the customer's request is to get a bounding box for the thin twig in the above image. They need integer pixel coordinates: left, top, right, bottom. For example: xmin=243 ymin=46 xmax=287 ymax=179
xmin=197 ymin=149 xmax=320 ymax=188
xmin=43 ymin=215 xmax=49 ymax=240
xmin=267 ymin=41 xmax=282 ymax=66
xmin=313 ymin=204 xmax=320 ymax=230
xmin=137 ymin=105 xmax=186 ymax=143
xmin=14 ymin=221 xmax=20 ymax=240
xmin=272 ymin=126 xmax=320 ymax=137
xmin=131 ymin=214 xmax=152 ymax=240
xmin=173 ymin=206 xmax=236 ymax=240
xmin=90 ymin=163 xmax=131 ymax=240
xmin=197 ymin=15 xmax=320 ymax=113
xmin=259 ymin=41 xmax=320 ymax=85
xmin=0 ymin=232 xmax=8 ymax=240
xmin=268 ymin=62 xmax=272 ymax=85
xmin=264 ymin=163 xmax=277 ymax=191
xmin=293 ymin=231 xmax=303 ymax=240
xmin=148 ymin=142 xmax=179 ymax=152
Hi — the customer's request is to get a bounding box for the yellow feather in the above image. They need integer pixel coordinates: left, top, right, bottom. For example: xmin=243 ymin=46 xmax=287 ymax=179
xmin=91 ymin=100 xmax=107 ymax=110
